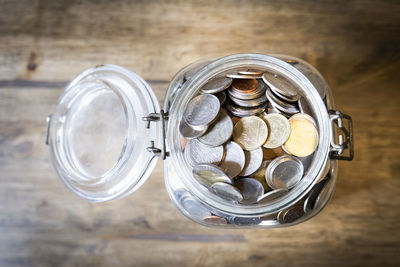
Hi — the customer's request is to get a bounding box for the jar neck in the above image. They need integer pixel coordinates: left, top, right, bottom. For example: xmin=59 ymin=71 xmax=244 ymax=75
xmin=167 ymin=54 xmax=331 ymax=216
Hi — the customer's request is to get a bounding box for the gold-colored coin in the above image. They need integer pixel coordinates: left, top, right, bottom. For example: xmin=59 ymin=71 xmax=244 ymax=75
xmin=232 ymin=116 xmax=269 ymax=151
xmin=283 ymin=115 xmax=319 ymax=157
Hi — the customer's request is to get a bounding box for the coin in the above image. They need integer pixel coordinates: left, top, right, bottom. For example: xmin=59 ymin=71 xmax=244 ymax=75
xmin=226 ymin=73 xmax=261 ymax=79
xmin=240 ymin=147 xmax=263 ymax=176
xmin=233 ymin=116 xmax=269 ymax=151
xmin=228 ymin=80 xmax=266 ymax=100
xmin=232 ymin=79 xmax=258 ymax=92
xmin=257 ymin=188 xmax=288 ymax=204
xmin=298 ymin=96 xmax=313 ymax=115
xmin=303 ymin=178 xmax=328 ymax=213
xmin=184 ymin=94 xmax=220 ymax=130
xmin=260 ymin=113 xmax=291 ymax=149
xmin=184 ymin=139 xmax=224 ymax=167
xmin=203 ymin=215 xmax=228 ymax=225
xmin=252 ymin=160 xmax=272 ymax=191
xmin=314 ymin=177 xmax=334 ymax=210
xmin=265 ymin=155 xmax=304 ymax=190
xmin=180 ymin=135 xmax=188 ymax=149
xmin=238 ymin=69 xmax=264 ymax=77
xmin=271 ymin=88 xmax=299 ymax=103
xmin=289 ymin=113 xmax=317 ymax=127
xmin=180 ymin=193 xmax=212 ymax=219
xmin=192 ymin=164 xmax=232 ymax=187
xmin=298 ymin=153 xmax=314 ymax=175
xmin=179 ymin=119 xmax=208 ymax=139
xmin=277 ymin=205 xmax=305 ymax=224
xmin=211 ymin=182 xmax=243 ymax=202
xmin=266 ymin=88 xmax=300 ymax=114
xmin=216 ymin=91 xmax=226 ymax=106
xmin=262 ymin=72 xmax=299 ymax=100
xmin=231 ymin=116 xmax=241 ymax=125
xmin=201 ymin=76 xmax=232 ymax=94
xmin=234 ymin=178 xmax=264 ymax=204
xmin=283 ymin=114 xmax=319 ymax=157
xmin=233 ymin=216 xmax=262 ymax=225
xmin=219 ymin=141 xmax=245 ymax=178
xmin=198 ymin=109 xmax=233 ymax=147
xmin=229 ymin=93 xmax=267 ymax=107
xmin=226 ymin=100 xmax=267 ymax=117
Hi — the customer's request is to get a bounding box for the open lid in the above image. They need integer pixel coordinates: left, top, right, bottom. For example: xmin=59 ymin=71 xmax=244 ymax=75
xmin=47 ymin=65 xmax=162 ymax=202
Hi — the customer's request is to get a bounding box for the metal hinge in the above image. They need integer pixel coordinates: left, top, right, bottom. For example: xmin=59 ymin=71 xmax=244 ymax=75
xmin=329 ymin=110 xmax=354 ymax=161
xmin=142 ymin=110 xmax=169 ymax=160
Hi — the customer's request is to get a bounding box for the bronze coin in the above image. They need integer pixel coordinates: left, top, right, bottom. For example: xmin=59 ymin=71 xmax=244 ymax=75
xmin=232 ymin=79 xmax=258 ymax=92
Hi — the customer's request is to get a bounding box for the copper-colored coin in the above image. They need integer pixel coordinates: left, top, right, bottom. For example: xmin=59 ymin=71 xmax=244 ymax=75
xmin=232 ymin=79 xmax=258 ymax=92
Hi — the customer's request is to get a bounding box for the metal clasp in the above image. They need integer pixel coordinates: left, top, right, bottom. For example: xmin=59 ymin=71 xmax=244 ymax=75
xmin=329 ymin=110 xmax=354 ymax=161
xmin=142 ymin=110 xmax=169 ymax=160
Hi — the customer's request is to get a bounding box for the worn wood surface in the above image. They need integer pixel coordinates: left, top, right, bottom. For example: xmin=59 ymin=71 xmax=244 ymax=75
xmin=0 ymin=0 xmax=400 ymax=266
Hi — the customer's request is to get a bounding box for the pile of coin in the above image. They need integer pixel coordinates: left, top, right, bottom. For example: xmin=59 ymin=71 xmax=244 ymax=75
xmin=180 ymin=68 xmax=320 ymax=208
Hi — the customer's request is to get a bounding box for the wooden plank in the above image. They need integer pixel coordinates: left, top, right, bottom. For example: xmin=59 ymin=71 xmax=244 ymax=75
xmin=0 ymin=0 xmax=400 ymax=266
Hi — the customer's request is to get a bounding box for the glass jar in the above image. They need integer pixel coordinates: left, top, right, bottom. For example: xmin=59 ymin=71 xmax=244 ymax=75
xmin=46 ymin=54 xmax=353 ymax=228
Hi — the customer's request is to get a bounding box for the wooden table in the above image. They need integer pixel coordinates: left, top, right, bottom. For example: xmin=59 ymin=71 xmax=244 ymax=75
xmin=1 ymin=0 xmax=399 ymax=266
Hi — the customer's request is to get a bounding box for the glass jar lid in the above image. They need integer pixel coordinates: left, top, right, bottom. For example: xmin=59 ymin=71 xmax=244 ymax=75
xmin=48 ymin=65 xmax=161 ymax=202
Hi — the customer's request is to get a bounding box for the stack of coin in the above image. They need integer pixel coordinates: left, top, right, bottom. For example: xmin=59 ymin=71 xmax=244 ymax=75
xmin=179 ymin=68 xmax=321 ymax=212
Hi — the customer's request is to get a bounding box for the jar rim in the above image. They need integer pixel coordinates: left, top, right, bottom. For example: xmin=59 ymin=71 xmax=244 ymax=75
xmin=167 ymin=53 xmax=331 ymax=216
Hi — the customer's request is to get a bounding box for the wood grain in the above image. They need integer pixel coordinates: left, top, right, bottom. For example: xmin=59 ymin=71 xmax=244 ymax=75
xmin=0 ymin=0 xmax=399 ymax=266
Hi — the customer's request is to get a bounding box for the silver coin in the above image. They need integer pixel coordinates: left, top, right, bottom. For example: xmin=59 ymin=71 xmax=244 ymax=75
xmin=198 ymin=109 xmax=233 ymax=147
xmin=262 ymin=72 xmax=299 ymax=100
xmin=180 ymin=194 xmax=212 ymax=219
xmin=228 ymin=80 xmax=266 ymax=100
xmin=238 ymin=69 xmax=264 ymax=77
xmin=266 ymin=88 xmax=300 ymax=114
xmin=229 ymin=93 xmax=267 ymax=107
xmin=184 ymin=139 xmax=224 ymax=167
xmin=216 ymin=91 xmax=226 ymax=106
xmin=184 ymin=94 xmax=220 ymax=130
xmin=219 ymin=141 xmax=245 ymax=179
xmin=211 ymin=182 xmax=243 ymax=202
xmin=240 ymin=147 xmax=263 ymax=176
xmin=257 ymin=188 xmax=288 ymax=204
xmin=298 ymin=96 xmax=313 ymax=115
xmin=259 ymin=113 xmax=291 ymax=149
xmin=225 ymin=100 xmax=267 ymax=117
xmin=179 ymin=119 xmax=208 ymax=139
xmin=298 ymin=153 xmax=314 ymax=175
xmin=303 ymin=177 xmax=329 ymax=213
xmin=234 ymin=178 xmax=264 ymax=204
xmin=192 ymin=163 xmax=232 ymax=187
xmin=271 ymin=88 xmax=299 ymax=103
xmin=277 ymin=205 xmax=305 ymax=224
xmin=266 ymin=155 xmax=304 ymax=190
xmin=314 ymin=176 xmax=334 ymax=210
xmin=201 ymin=76 xmax=232 ymax=94
xmin=233 ymin=216 xmax=262 ymax=225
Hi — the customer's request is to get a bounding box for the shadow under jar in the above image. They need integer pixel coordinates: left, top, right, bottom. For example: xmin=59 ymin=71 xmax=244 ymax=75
xmin=46 ymin=54 xmax=353 ymax=228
